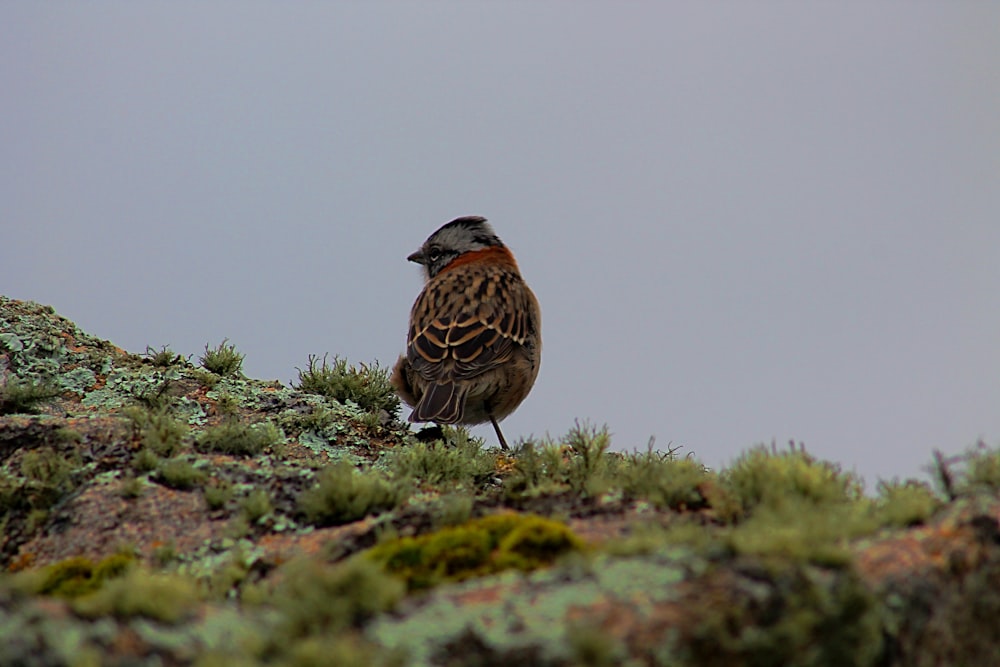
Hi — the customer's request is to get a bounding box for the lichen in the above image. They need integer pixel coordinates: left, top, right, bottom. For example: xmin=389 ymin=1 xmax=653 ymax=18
xmin=366 ymin=513 xmax=584 ymax=591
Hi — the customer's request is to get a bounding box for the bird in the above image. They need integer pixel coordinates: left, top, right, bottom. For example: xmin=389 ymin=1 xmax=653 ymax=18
xmin=391 ymin=216 xmax=541 ymax=450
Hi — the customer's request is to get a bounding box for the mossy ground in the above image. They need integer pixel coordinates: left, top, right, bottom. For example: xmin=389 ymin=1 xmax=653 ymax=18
xmin=1 ymin=295 xmax=999 ymax=666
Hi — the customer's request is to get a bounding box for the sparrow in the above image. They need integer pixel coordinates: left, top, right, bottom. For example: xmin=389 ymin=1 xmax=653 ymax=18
xmin=391 ymin=216 xmax=541 ymax=450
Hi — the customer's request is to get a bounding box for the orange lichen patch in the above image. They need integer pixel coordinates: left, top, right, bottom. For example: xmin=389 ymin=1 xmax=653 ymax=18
xmin=258 ymin=521 xmax=375 ymax=562
xmin=8 ymin=551 xmax=36 ymax=572
xmin=855 ymin=515 xmax=997 ymax=586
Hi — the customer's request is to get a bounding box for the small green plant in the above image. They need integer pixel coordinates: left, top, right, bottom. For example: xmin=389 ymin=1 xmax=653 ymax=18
xmin=213 ymin=392 xmax=241 ymax=417
xmin=72 ymin=567 xmax=200 ymax=623
xmin=271 ymin=557 xmax=405 ymax=640
xmin=144 ymin=344 xmax=185 ymax=367
xmin=199 ymin=339 xmax=245 ymax=376
xmin=203 ymin=480 xmax=234 ymax=510
xmin=196 ymin=419 xmax=281 ymax=456
xmin=960 ymin=442 xmax=1000 ymax=492
xmin=619 ymin=449 xmax=710 ymax=511
xmin=20 ymin=447 xmax=77 ymax=509
xmin=504 ymin=439 xmax=573 ymax=499
xmin=152 ymin=542 xmax=178 ymax=567
xmin=296 ymin=353 xmax=399 ymax=414
xmin=125 ymin=406 xmax=188 ymax=457
xmin=875 ymin=479 xmax=940 ymax=527
xmin=432 ymin=493 xmax=475 ymax=528
xmin=366 ymin=513 xmax=584 ymax=591
xmin=133 ymin=378 xmax=176 ymax=411
xmin=118 ymin=476 xmax=144 ymax=500
xmin=0 ymin=377 xmax=61 ymax=415
xmin=299 ymin=462 xmax=409 ymax=526
xmin=132 ymin=448 xmax=159 ymax=473
xmin=391 ymin=431 xmax=497 ymax=489
xmin=157 ymin=458 xmax=207 ymax=490
xmin=191 ymin=368 xmax=221 ymax=389
xmin=240 ymin=489 xmax=273 ymax=524
xmin=722 ymin=443 xmax=863 ymax=518
xmin=294 ymin=405 xmax=336 ymax=433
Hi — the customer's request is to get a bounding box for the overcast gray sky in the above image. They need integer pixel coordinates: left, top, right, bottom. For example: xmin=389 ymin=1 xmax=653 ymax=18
xmin=3 ymin=3 xmax=999 ymax=485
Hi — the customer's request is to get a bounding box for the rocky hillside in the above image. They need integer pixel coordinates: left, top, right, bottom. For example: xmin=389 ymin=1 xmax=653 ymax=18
xmin=1 ymin=294 xmax=999 ymax=666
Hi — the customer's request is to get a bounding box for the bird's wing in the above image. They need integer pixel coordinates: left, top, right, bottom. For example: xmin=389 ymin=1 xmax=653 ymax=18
xmin=407 ymin=264 xmax=535 ymax=383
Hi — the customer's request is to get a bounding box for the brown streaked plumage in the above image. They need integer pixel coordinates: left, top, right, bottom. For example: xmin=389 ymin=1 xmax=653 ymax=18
xmin=391 ymin=216 xmax=541 ymax=449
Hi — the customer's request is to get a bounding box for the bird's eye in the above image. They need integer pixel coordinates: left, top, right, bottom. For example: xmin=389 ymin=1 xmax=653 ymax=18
xmin=427 ymin=248 xmax=441 ymax=262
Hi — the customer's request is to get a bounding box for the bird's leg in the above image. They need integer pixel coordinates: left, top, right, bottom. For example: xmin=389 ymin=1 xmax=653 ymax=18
xmin=489 ymin=415 xmax=510 ymax=451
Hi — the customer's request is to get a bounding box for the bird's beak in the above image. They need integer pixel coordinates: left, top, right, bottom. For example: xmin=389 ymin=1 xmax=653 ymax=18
xmin=407 ymin=249 xmax=425 ymax=265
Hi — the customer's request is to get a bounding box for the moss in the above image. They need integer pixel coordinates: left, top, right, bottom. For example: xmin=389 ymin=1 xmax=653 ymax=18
xmin=132 ymin=377 xmax=177 ymax=411
xmin=271 ymin=557 xmax=404 ymax=635
xmin=298 ymin=462 xmax=409 ymax=527
xmin=504 ymin=439 xmax=574 ymax=499
xmin=281 ymin=404 xmax=335 ymax=434
xmin=33 ymin=553 xmax=135 ymax=598
xmin=727 ymin=503 xmax=878 ymax=566
xmin=19 ymin=447 xmax=78 ymax=510
xmin=191 ymin=367 xmax=221 ymax=389
xmin=118 ymin=475 xmax=144 ymax=499
xmin=199 ymin=339 xmax=245 ymax=376
xmin=296 ymin=353 xmax=399 ymax=414
xmin=722 ymin=444 xmax=863 ymax=518
xmin=683 ymin=564 xmax=883 ymax=667
xmin=157 ymin=457 xmax=208 ymax=490
xmin=132 ymin=447 xmax=160 ymax=473
xmin=619 ymin=451 xmax=711 ymax=510
xmin=366 ymin=513 xmax=585 ymax=591
xmin=72 ymin=567 xmax=200 ymax=623
xmin=125 ymin=406 xmax=188 ymax=457
xmin=961 ymin=443 xmax=1000 ymax=492
xmin=391 ymin=434 xmax=497 ymax=489
xmin=566 ymin=621 xmax=626 ymax=667
xmin=204 ymin=479 xmax=234 ymax=510
xmin=196 ymin=419 xmax=280 ymax=456
xmin=0 ymin=377 xmax=62 ymax=415
xmin=21 ymin=447 xmax=76 ymax=486
xmin=875 ymin=480 xmax=941 ymax=527
xmin=240 ymin=489 xmax=273 ymax=524
xmin=144 ymin=344 xmax=186 ymax=367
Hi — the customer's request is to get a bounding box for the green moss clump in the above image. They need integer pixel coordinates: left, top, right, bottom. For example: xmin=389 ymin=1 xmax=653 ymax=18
xmin=144 ymin=344 xmax=185 ymax=367
xmin=33 ymin=553 xmax=135 ymax=598
xmin=196 ymin=419 xmax=281 ymax=456
xmin=157 ymin=457 xmax=208 ymax=490
xmin=204 ymin=479 xmax=234 ymax=510
xmin=298 ymin=462 xmax=409 ymax=526
xmin=240 ymin=489 xmax=273 ymax=523
xmin=0 ymin=377 xmax=62 ymax=415
xmin=19 ymin=447 xmax=78 ymax=510
xmin=961 ymin=444 xmax=1000 ymax=492
xmin=132 ymin=447 xmax=160 ymax=473
xmin=296 ymin=353 xmax=399 ymax=414
xmin=200 ymin=339 xmax=245 ymax=376
xmin=875 ymin=480 xmax=940 ymax=527
xmin=722 ymin=445 xmax=863 ymax=517
xmin=366 ymin=513 xmax=584 ymax=591
xmin=684 ymin=564 xmax=882 ymax=667
xmin=727 ymin=503 xmax=878 ymax=566
xmin=272 ymin=557 xmax=405 ymax=640
xmin=619 ymin=451 xmax=711 ymax=511
xmin=126 ymin=406 xmax=188 ymax=457
xmin=391 ymin=432 xmax=497 ymax=489
xmin=72 ymin=567 xmax=200 ymax=624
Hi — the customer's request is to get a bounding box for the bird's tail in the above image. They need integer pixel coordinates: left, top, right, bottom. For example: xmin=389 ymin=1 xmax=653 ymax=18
xmin=410 ymin=382 xmax=466 ymax=424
